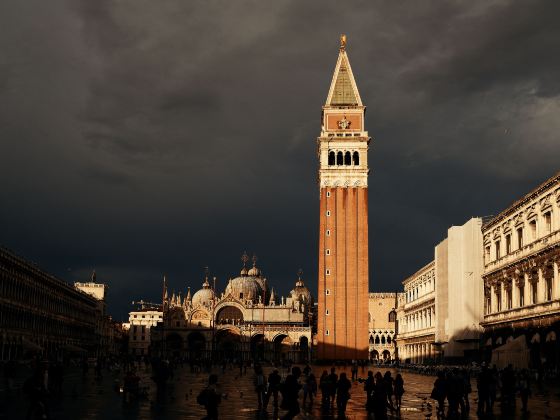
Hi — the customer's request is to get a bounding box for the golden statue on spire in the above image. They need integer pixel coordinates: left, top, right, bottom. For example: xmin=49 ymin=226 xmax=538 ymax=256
xmin=340 ymin=34 xmax=347 ymax=50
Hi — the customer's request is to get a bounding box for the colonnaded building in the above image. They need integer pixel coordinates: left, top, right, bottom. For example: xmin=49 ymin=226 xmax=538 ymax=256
xmin=316 ymin=35 xmax=370 ymax=360
xmin=147 ymin=254 xmax=314 ymax=363
xmin=481 ymin=172 xmax=560 ymax=369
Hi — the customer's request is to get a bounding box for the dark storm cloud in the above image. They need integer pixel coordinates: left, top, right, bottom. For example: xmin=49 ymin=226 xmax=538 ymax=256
xmin=1 ymin=0 xmax=559 ymax=318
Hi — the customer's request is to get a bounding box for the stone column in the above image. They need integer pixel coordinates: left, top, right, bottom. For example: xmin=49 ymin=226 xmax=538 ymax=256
xmin=524 ymin=273 xmax=531 ymax=305
xmin=512 ymin=277 xmax=519 ymax=308
xmin=538 ymin=267 xmax=546 ymax=302
xmin=490 ymin=283 xmax=498 ymax=313
xmin=554 ymin=261 xmax=559 ymax=300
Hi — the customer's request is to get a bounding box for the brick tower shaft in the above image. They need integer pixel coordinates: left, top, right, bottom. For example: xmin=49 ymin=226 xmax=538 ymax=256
xmin=316 ymin=35 xmax=370 ymax=360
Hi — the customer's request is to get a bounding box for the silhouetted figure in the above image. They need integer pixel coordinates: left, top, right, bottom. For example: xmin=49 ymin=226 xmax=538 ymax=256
xmin=383 ymin=371 xmax=395 ymax=412
xmin=24 ymin=368 xmax=50 ymax=420
xmin=319 ymin=370 xmax=330 ymax=406
xmin=151 ymin=359 xmax=170 ymax=403
xmin=327 ymin=367 xmax=338 ymax=405
xmin=123 ymin=369 xmax=140 ymax=402
xmin=488 ymin=366 xmax=498 ymax=412
xmin=394 ymin=373 xmax=404 ymax=411
xmin=364 ymin=371 xmax=375 ymax=413
xmin=351 ymin=360 xmax=358 ymax=381
xmin=265 ymin=369 xmax=281 ymax=409
xmin=336 ymin=372 xmax=351 ymax=417
xmin=518 ymin=369 xmax=531 ymax=413
xmin=461 ymin=368 xmax=471 ymax=411
xmin=254 ymin=365 xmax=267 ymax=410
xmin=476 ymin=365 xmax=491 ymax=415
xmin=501 ymin=364 xmax=516 ymax=411
xmin=280 ymin=366 xmax=301 ymax=420
xmin=197 ymin=374 xmax=223 ymax=420
xmin=303 ymin=373 xmax=317 ymax=407
xmin=431 ymin=371 xmax=446 ymax=416
xmin=372 ymin=372 xmax=388 ymax=420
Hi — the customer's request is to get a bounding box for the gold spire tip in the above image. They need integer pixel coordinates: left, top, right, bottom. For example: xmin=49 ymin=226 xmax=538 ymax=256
xmin=340 ymin=34 xmax=347 ymax=50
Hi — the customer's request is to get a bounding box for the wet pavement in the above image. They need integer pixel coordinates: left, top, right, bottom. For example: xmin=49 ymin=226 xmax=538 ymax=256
xmin=2 ymin=363 xmax=560 ymax=419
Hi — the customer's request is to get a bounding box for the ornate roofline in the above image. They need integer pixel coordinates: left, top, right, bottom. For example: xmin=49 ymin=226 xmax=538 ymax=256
xmin=402 ymin=260 xmax=435 ymax=286
xmin=483 ymin=171 xmax=560 ymax=231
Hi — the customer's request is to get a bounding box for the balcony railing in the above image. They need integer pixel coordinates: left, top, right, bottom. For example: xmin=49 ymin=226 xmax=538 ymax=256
xmin=485 ymin=230 xmax=560 ymax=273
xmin=482 ymin=298 xmax=560 ymax=325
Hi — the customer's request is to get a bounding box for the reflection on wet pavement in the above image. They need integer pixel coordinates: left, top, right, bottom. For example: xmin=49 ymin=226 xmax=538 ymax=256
xmin=2 ymin=364 xmax=560 ymax=419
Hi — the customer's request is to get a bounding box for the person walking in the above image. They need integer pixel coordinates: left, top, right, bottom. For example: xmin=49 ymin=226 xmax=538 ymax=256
xmin=327 ymin=367 xmax=338 ymax=406
xmin=383 ymin=371 xmax=395 ymax=412
xmin=518 ymin=369 xmax=531 ymax=413
xmin=336 ymin=372 xmax=352 ymax=418
xmin=364 ymin=371 xmax=375 ymax=413
xmin=319 ymin=370 xmax=330 ymax=407
xmin=264 ymin=369 xmax=281 ymax=409
xmin=394 ymin=373 xmax=404 ymax=411
xmin=197 ymin=374 xmax=223 ymax=420
xmin=431 ymin=370 xmax=447 ymax=416
xmin=477 ymin=364 xmax=491 ymax=415
xmin=254 ymin=365 xmax=267 ymax=411
xmin=351 ymin=360 xmax=358 ymax=382
xmin=373 ymin=372 xmax=388 ymax=420
xmin=303 ymin=373 xmax=317 ymax=407
xmin=280 ymin=366 xmax=302 ymax=420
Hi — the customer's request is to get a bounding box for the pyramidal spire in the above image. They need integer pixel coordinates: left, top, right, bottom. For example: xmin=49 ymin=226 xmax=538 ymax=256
xmin=325 ymin=34 xmax=362 ymax=107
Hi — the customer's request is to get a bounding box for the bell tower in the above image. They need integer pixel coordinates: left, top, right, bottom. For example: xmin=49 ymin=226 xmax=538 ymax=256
xmin=317 ymin=35 xmax=370 ymax=360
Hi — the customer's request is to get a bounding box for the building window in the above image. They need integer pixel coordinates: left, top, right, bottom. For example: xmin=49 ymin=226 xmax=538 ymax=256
xmin=546 ymin=276 xmax=553 ymax=301
xmin=353 ymin=151 xmax=359 ymax=165
xmin=326 ymin=249 xmax=331 ymax=255
xmin=517 ymin=227 xmax=523 ymax=249
xmin=326 ymin=191 xmax=331 ymax=198
xmin=544 ymin=212 xmax=552 ymax=234
xmin=505 ymin=234 xmax=511 ymax=254
xmin=239 ymin=292 xmax=244 ymax=299
xmin=519 ymin=285 xmax=524 ymax=307
xmin=496 ymin=290 xmax=501 ymax=312
xmin=531 ymin=282 xmax=537 ymax=304
xmin=326 ymin=269 xmax=331 ymax=275
xmin=325 ymin=330 xmax=330 ymax=336
xmin=142 ymin=326 xmax=145 ymax=332
xmin=326 ymin=210 xmax=331 ymax=217
xmin=326 ymin=309 xmax=330 ymax=315
xmin=326 ymin=289 xmax=331 ymax=295
xmin=336 ymin=151 xmax=343 ymax=165
xmin=133 ymin=315 xmax=137 ymax=318
xmin=344 ymin=151 xmax=351 ymax=165
xmin=529 ymin=219 xmax=537 ymax=240
xmin=495 ymin=241 xmax=501 ymax=260
xmin=485 ymin=246 xmax=490 ymax=260
xmin=133 ymin=326 xmax=137 ymax=333
xmin=506 ymin=289 xmax=512 ymax=310
xmin=328 ymin=151 xmax=335 ymax=165
xmin=486 ymin=295 xmax=491 ymax=314
xmin=141 ymin=336 xmax=145 ymax=341
xmin=326 ymin=229 xmax=330 ymax=236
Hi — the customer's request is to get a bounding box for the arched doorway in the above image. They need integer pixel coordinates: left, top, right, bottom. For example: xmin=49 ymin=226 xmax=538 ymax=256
xmin=166 ymin=333 xmax=183 ymax=358
xmin=251 ymin=334 xmax=266 ymax=361
xmin=187 ymin=331 xmax=206 ymax=360
xmin=382 ymin=350 xmax=391 ymax=362
xmin=273 ymin=334 xmax=292 ymax=361
xmin=370 ymin=350 xmax=379 ymax=361
xmin=299 ymin=336 xmax=309 ymax=363
xmin=215 ymin=329 xmax=241 ymax=361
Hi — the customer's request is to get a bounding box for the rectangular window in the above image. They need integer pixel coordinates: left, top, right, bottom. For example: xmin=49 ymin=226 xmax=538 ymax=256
xmin=325 ymin=289 xmax=331 ymax=295
xmin=505 ymin=234 xmax=511 ymax=254
xmin=326 ymin=229 xmax=331 ymax=236
xmin=546 ymin=277 xmax=553 ymax=301
xmin=532 ymin=282 xmax=537 ymax=304
xmin=326 ymin=191 xmax=331 ymax=198
xmin=326 ymin=309 xmax=330 ymax=315
xmin=485 ymin=246 xmax=490 ymax=260
xmin=517 ymin=227 xmax=523 ymax=249
xmin=495 ymin=241 xmax=501 ymax=259
xmin=519 ymin=286 xmax=524 ymax=307
xmin=486 ymin=296 xmax=491 ymax=314
xmin=326 ymin=249 xmax=331 ymax=255
xmin=496 ymin=291 xmax=501 ymax=312
xmin=133 ymin=326 xmax=137 ymax=333
xmin=325 ymin=330 xmax=330 ymax=336
xmin=544 ymin=212 xmax=552 ymax=234
xmin=507 ymin=289 xmax=512 ymax=310
xmin=529 ymin=220 xmax=537 ymax=240
xmin=142 ymin=326 xmax=145 ymax=332
xmin=326 ymin=210 xmax=331 ymax=217
xmin=326 ymin=269 xmax=331 ymax=275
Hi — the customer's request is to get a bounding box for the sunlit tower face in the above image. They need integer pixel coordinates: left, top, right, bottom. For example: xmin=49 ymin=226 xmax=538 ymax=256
xmin=316 ymin=35 xmax=370 ymax=360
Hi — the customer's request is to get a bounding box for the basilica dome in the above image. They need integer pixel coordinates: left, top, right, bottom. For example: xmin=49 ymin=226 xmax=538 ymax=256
xmin=225 ymin=275 xmax=265 ymax=302
xmin=192 ymin=277 xmax=215 ymax=306
xmin=290 ymin=272 xmax=313 ymax=306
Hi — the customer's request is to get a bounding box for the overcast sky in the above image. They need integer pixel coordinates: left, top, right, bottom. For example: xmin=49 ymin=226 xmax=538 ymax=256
xmin=1 ymin=0 xmax=559 ymax=320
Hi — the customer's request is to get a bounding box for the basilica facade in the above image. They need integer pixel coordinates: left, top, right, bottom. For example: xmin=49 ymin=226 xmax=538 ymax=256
xmin=150 ymin=254 xmax=314 ymax=363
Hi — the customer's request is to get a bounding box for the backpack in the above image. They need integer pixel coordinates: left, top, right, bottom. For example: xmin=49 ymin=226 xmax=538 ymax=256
xmin=197 ymin=388 xmax=209 ymax=406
